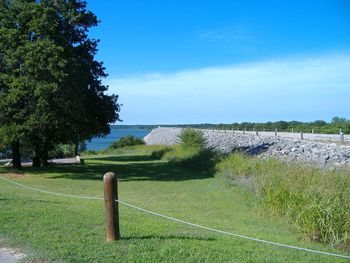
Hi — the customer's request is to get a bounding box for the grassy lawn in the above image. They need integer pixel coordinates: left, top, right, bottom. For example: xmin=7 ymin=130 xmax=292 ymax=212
xmin=0 ymin=153 xmax=349 ymax=262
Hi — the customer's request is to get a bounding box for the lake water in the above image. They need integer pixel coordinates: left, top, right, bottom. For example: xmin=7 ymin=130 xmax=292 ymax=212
xmin=86 ymin=129 xmax=150 ymax=151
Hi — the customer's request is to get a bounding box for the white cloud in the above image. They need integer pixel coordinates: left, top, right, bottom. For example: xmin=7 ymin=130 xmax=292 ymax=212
xmin=107 ymin=54 xmax=350 ymax=124
xmin=196 ymin=24 xmax=249 ymax=40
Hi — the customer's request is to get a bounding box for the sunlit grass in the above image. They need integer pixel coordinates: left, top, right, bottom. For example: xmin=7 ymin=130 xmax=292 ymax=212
xmin=217 ymin=154 xmax=350 ymax=248
xmin=0 ymin=151 xmax=349 ymax=262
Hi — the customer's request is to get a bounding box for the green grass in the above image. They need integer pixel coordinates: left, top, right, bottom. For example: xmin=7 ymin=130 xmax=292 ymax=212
xmin=0 ymin=152 xmax=349 ymax=262
xmin=217 ymin=154 xmax=350 ymax=248
xmin=159 ymin=145 xmax=221 ymax=172
xmin=83 ymin=144 xmax=170 ymax=157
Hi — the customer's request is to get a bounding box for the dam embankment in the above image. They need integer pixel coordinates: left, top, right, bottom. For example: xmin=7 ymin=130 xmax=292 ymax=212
xmin=144 ymin=127 xmax=350 ymax=168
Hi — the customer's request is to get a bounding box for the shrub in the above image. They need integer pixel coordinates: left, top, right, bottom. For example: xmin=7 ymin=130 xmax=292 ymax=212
xmin=178 ymin=128 xmax=206 ymax=149
xmin=48 ymin=141 xmax=88 ymax=158
xmin=49 ymin=144 xmax=75 ymax=158
xmin=109 ymin=135 xmax=145 ymax=149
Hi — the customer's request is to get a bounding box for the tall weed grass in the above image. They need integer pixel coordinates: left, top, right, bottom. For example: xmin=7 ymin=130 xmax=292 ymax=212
xmin=217 ymin=154 xmax=350 ymax=248
xmin=160 ymin=145 xmax=220 ymax=172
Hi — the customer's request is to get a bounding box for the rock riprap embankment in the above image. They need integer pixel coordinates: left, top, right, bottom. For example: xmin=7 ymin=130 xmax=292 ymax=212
xmin=144 ymin=128 xmax=350 ymax=168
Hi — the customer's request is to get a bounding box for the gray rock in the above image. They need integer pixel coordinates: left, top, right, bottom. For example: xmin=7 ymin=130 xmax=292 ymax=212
xmin=144 ymin=128 xmax=350 ymax=169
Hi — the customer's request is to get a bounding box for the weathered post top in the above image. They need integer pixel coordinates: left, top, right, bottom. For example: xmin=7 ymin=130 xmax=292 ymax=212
xmin=104 ymin=172 xmax=115 ymax=182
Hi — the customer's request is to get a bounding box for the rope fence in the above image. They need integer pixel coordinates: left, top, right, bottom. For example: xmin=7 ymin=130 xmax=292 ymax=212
xmin=0 ymin=175 xmax=349 ymax=260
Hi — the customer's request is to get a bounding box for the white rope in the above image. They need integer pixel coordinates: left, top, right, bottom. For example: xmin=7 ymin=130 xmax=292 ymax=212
xmin=116 ymin=200 xmax=350 ymax=259
xmin=1 ymin=176 xmax=349 ymax=259
xmin=0 ymin=176 xmax=103 ymax=200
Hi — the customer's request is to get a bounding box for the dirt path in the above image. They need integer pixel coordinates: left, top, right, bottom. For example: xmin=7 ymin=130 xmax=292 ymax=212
xmin=0 ymin=247 xmax=25 ymax=263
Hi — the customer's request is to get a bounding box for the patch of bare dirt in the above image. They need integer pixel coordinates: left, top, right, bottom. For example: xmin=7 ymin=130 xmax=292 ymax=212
xmin=1 ymin=173 xmax=25 ymax=179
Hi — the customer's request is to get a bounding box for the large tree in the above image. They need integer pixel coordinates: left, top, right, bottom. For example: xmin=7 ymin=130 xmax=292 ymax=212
xmin=0 ymin=0 xmax=120 ymax=168
xmin=0 ymin=0 xmax=38 ymax=168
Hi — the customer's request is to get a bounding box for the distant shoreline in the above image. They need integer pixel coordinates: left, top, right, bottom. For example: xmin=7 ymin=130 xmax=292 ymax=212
xmin=110 ymin=117 xmax=350 ymax=135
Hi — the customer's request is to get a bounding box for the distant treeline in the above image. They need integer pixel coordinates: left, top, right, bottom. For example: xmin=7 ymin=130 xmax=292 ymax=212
xmin=112 ymin=116 xmax=350 ymax=134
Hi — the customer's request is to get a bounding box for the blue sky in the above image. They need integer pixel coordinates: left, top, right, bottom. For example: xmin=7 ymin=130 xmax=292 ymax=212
xmin=86 ymin=0 xmax=350 ymax=124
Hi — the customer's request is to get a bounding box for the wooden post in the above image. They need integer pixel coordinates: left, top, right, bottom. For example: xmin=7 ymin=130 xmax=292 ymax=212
xmin=340 ymin=128 xmax=342 ymax=134
xmin=243 ymin=128 xmax=246 ymax=135
xmin=312 ymin=128 xmax=314 ymax=134
xmin=104 ymin=172 xmax=120 ymax=241
xmin=292 ymin=128 xmax=294 ymax=133
xmin=256 ymin=130 xmax=258 ymax=136
xmin=340 ymin=133 xmax=345 ymax=144
xmin=275 ymin=129 xmax=278 ymax=137
xmin=300 ymin=131 xmax=304 ymax=140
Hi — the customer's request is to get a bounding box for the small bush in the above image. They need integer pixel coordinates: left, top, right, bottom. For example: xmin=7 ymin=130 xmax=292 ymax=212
xmin=109 ymin=135 xmax=145 ymax=149
xmin=178 ymin=129 xmax=206 ymax=149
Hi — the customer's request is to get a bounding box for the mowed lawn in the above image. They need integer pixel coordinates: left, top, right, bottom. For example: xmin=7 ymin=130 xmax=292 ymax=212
xmin=0 ymin=154 xmax=349 ymax=262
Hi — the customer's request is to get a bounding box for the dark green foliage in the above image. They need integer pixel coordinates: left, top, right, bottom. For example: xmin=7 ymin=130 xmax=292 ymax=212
xmin=109 ymin=135 xmax=145 ymax=149
xmin=178 ymin=129 xmax=206 ymax=149
xmin=0 ymin=0 xmax=120 ymax=167
xmin=215 ymin=116 xmax=350 ymax=134
xmin=48 ymin=144 xmax=75 ymax=159
xmin=150 ymin=146 xmax=172 ymax=159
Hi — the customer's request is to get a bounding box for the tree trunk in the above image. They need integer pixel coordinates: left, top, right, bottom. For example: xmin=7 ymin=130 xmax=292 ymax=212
xmin=11 ymin=140 xmax=22 ymax=169
xmin=74 ymin=141 xmax=79 ymax=156
xmin=32 ymin=147 xmax=41 ymax=167
xmin=41 ymin=148 xmax=49 ymax=167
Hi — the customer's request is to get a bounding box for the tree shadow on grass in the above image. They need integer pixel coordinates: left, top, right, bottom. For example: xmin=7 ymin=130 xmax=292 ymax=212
xmin=92 ymin=155 xmax=156 ymax=162
xmin=20 ymin=155 xmax=214 ymax=182
xmin=122 ymin=234 xmax=216 ymax=241
xmin=0 ymin=197 xmax=62 ymax=204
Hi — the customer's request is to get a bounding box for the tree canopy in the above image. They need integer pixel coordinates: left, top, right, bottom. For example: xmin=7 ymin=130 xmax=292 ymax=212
xmin=0 ymin=0 xmax=120 ymax=168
